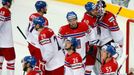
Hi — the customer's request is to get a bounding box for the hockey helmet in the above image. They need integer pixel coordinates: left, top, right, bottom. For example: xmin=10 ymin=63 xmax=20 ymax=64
xmin=35 ymin=1 xmax=47 ymax=11
xmin=2 ymin=0 xmax=12 ymax=5
xmin=66 ymin=11 xmax=77 ymax=21
xmin=96 ymin=0 xmax=106 ymax=8
xmin=22 ymin=56 xmax=36 ymax=68
xmin=101 ymin=45 xmax=116 ymax=56
xmin=66 ymin=37 xmax=78 ymax=49
xmin=85 ymin=2 xmax=96 ymax=12
xmin=33 ymin=17 xmax=46 ymax=27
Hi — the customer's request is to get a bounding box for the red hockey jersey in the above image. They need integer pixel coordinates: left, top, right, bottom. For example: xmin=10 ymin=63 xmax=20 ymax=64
xmin=59 ymin=22 xmax=96 ymax=61
xmin=65 ymin=52 xmax=84 ymax=75
xmin=101 ymin=58 xmax=118 ymax=74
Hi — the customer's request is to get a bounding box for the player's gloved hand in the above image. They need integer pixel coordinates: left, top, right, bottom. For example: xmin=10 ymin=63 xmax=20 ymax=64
xmin=111 ymin=42 xmax=123 ymax=60
xmin=39 ymin=60 xmax=46 ymax=71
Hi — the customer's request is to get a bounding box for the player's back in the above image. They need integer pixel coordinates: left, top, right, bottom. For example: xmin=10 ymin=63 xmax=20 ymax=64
xmin=39 ymin=27 xmax=64 ymax=71
xmin=0 ymin=7 xmax=13 ymax=47
xmin=26 ymin=13 xmax=48 ymax=48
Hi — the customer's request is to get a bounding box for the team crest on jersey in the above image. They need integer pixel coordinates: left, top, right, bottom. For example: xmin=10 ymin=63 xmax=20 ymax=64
xmin=39 ymin=38 xmax=51 ymax=45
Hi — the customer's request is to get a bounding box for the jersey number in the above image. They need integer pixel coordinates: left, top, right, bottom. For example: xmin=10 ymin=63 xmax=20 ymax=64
xmin=73 ymin=57 xmax=78 ymax=63
xmin=106 ymin=66 xmax=112 ymax=73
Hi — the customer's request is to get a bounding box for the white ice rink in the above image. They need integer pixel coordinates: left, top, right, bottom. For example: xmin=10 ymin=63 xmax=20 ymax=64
xmin=0 ymin=0 xmax=129 ymax=75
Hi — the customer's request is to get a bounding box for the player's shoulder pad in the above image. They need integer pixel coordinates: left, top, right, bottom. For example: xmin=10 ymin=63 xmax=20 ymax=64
xmin=75 ymin=52 xmax=82 ymax=58
xmin=40 ymin=27 xmax=54 ymax=39
xmin=39 ymin=28 xmax=54 ymax=45
xmin=29 ymin=13 xmax=41 ymax=21
xmin=59 ymin=24 xmax=69 ymax=35
xmin=105 ymin=11 xmax=116 ymax=22
xmin=85 ymin=12 xmax=94 ymax=18
xmin=79 ymin=22 xmax=89 ymax=30
xmin=0 ymin=7 xmax=10 ymax=17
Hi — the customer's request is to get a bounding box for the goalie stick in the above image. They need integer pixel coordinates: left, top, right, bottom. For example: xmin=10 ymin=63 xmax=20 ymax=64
xmin=116 ymin=7 xmax=122 ymax=17
xmin=117 ymin=55 xmax=128 ymax=75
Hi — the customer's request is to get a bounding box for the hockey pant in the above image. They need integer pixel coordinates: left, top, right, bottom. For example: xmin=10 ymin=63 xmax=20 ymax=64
xmin=0 ymin=47 xmax=15 ymax=75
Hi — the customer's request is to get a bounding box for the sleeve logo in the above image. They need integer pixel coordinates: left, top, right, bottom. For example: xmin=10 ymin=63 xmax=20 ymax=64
xmin=39 ymin=38 xmax=51 ymax=45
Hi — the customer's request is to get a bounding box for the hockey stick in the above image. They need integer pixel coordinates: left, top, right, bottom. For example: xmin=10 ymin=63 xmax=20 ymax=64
xmin=117 ymin=55 xmax=128 ymax=75
xmin=116 ymin=7 xmax=122 ymax=17
xmin=17 ymin=26 xmax=27 ymax=40
xmin=83 ymin=45 xmax=102 ymax=64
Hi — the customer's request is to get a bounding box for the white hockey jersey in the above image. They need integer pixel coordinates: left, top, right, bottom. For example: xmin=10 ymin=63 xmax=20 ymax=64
xmin=0 ymin=7 xmax=14 ymax=47
xmin=26 ymin=13 xmax=48 ymax=48
xmin=38 ymin=27 xmax=64 ymax=71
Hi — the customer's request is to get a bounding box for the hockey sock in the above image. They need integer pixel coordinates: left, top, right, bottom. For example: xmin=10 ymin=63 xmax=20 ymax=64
xmin=0 ymin=56 xmax=4 ymax=75
xmin=6 ymin=60 xmax=15 ymax=75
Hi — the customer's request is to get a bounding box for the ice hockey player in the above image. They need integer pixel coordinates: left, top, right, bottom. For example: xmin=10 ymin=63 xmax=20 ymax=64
xmin=83 ymin=1 xmax=123 ymax=52
xmin=100 ymin=45 xmax=118 ymax=74
xmin=0 ymin=0 xmax=16 ymax=75
xmin=82 ymin=2 xmax=98 ymax=30
xmin=64 ymin=37 xmax=85 ymax=75
xmin=21 ymin=56 xmax=41 ymax=75
xmin=82 ymin=1 xmax=123 ymax=74
xmin=26 ymin=1 xmax=48 ymax=75
xmin=82 ymin=1 xmax=106 ymax=39
xmin=33 ymin=17 xmax=64 ymax=75
xmin=58 ymin=11 xmax=97 ymax=75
